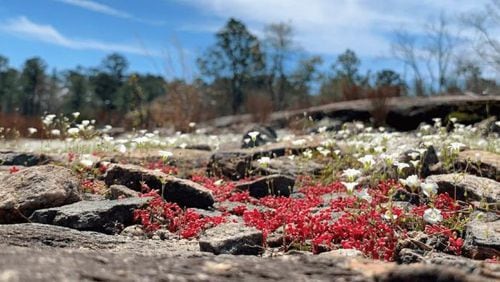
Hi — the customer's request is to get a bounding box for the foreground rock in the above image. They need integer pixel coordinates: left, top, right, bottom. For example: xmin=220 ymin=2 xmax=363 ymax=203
xmin=426 ymin=173 xmax=499 ymax=203
xmin=199 ymin=222 xmax=263 ymax=255
xmin=104 ymin=164 xmax=214 ymax=209
xmin=0 ymin=150 xmax=50 ymax=166
xmin=0 ymin=245 xmax=494 ymax=282
xmin=29 ymin=197 xmax=151 ymax=234
xmin=235 ymin=174 xmax=295 ymax=198
xmin=0 ymin=165 xmax=81 ymax=223
xmin=0 ymin=223 xmax=200 ymax=256
xmin=455 ymin=150 xmax=500 ymax=181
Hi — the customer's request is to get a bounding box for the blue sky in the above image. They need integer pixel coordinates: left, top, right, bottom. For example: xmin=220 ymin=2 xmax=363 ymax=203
xmin=0 ymin=0 xmax=489 ymax=80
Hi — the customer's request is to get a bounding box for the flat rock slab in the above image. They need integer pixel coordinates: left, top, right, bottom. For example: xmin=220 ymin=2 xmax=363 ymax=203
xmin=235 ymin=174 xmax=295 ymax=198
xmin=0 ymin=151 xmax=51 ymax=166
xmin=104 ymin=164 xmax=214 ymax=209
xmin=29 ymin=197 xmax=151 ymax=234
xmin=426 ymin=173 xmax=499 ymax=203
xmin=456 ymin=150 xmax=500 ymax=181
xmin=199 ymin=222 xmax=263 ymax=255
xmin=0 ymin=165 xmax=81 ymax=223
xmin=0 ymin=245 xmax=494 ymax=282
xmin=0 ymin=223 xmax=201 ymax=256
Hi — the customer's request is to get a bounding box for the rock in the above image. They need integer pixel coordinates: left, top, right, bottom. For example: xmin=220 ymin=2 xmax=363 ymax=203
xmin=0 ymin=151 xmax=50 ymax=166
xmin=463 ymin=213 xmax=500 ymax=260
xmin=235 ymin=174 xmax=295 ymax=198
xmin=208 ymin=136 xmax=323 ymax=180
xmin=199 ymin=222 xmax=263 ymax=255
xmin=120 ymin=224 xmax=145 ymax=237
xmin=474 ymin=116 xmax=500 ymax=136
xmin=0 ymin=165 xmax=81 ymax=223
xmin=455 ymin=150 xmax=500 ymax=181
xmin=206 ymin=151 xmax=253 ymax=180
xmin=308 ymin=118 xmax=343 ymax=134
xmin=318 ymin=249 xmax=364 ymax=258
xmin=104 ymin=164 xmax=214 ymax=209
xmin=241 ymin=125 xmax=277 ymax=148
xmin=108 ymin=184 xmax=140 ymax=199
xmin=253 ymin=156 xmax=324 ymax=178
xmin=0 ymin=223 xmax=201 ymax=256
xmin=426 ymin=173 xmax=500 ymax=203
xmin=398 ymin=146 xmax=439 ymax=177
xmin=29 ymin=197 xmax=151 ymax=234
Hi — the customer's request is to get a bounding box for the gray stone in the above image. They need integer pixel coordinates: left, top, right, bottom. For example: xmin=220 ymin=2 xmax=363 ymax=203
xmin=108 ymin=184 xmax=140 ymax=199
xmin=235 ymin=174 xmax=295 ymax=198
xmin=104 ymin=164 xmax=214 ymax=209
xmin=455 ymin=150 xmax=500 ymax=181
xmin=0 ymin=223 xmax=201 ymax=256
xmin=29 ymin=197 xmax=151 ymax=234
xmin=0 ymin=150 xmax=51 ymax=166
xmin=463 ymin=214 xmax=500 ymax=260
xmin=199 ymin=222 xmax=263 ymax=255
xmin=426 ymin=173 xmax=500 ymax=203
xmin=0 ymin=165 xmax=81 ymax=223
xmin=253 ymin=156 xmax=324 ymax=178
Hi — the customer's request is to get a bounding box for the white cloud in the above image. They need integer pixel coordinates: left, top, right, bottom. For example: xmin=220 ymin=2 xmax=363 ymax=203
xmin=181 ymin=0 xmax=489 ymax=57
xmin=55 ymin=0 xmax=165 ymax=25
xmin=0 ymin=16 xmax=159 ymax=56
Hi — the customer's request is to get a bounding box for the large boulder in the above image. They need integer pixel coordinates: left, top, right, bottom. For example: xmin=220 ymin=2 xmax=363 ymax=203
xmin=426 ymin=173 xmax=499 ymax=203
xmin=29 ymin=197 xmax=151 ymax=234
xmin=104 ymin=164 xmax=214 ymax=209
xmin=0 ymin=165 xmax=81 ymax=223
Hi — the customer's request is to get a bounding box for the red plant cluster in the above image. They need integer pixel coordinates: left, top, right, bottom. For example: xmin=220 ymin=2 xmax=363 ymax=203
xmin=133 ymin=189 xmax=226 ymax=238
xmin=146 ymin=160 xmax=178 ymax=175
xmin=9 ymin=166 xmax=19 ymax=174
xmin=134 ymin=175 xmax=466 ymax=261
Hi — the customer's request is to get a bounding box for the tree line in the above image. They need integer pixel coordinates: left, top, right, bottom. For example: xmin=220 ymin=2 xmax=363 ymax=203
xmin=1 ymin=6 xmax=499 ymax=130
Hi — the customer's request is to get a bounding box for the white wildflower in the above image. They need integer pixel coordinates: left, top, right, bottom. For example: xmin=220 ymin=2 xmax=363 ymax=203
xmin=257 ymin=156 xmax=271 ymax=166
xmin=358 ymin=154 xmax=375 ymax=169
xmin=448 ymin=142 xmax=465 ymax=152
xmin=341 ymin=181 xmax=358 ymax=193
xmin=116 ymin=144 xmax=127 ymax=154
xmin=67 ymin=127 xmax=79 ymax=135
xmin=382 ymin=210 xmax=398 ymax=221
xmin=50 ymin=129 xmax=60 ymax=136
xmin=27 ymin=127 xmax=38 ymax=135
xmin=423 ymin=208 xmax=443 ymax=224
xmin=399 ymin=174 xmax=421 ymax=189
xmin=159 ymin=150 xmax=173 ymax=159
xmin=355 ymin=188 xmax=372 ymax=202
xmin=247 ymin=131 xmax=260 ymax=141
xmin=342 ymin=169 xmax=362 ymax=181
xmin=407 ymin=152 xmax=420 ymax=160
xmin=72 ymin=112 xmax=80 ymax=118
xmin=420 ymin=181 xmax=438 ymax=197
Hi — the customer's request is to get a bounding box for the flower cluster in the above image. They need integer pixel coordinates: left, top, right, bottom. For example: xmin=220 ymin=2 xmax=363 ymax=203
xmin=133 ymin=189 xmax=226 ymax=238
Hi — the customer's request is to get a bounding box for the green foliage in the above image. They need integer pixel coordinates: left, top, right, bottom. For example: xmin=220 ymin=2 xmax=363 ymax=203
xmin=197 ymin=18 xmax=265 ymax=114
